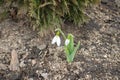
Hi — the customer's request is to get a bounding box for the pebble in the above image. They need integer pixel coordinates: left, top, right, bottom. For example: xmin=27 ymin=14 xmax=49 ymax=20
xmin=28 ymin=78 xmax=33 ymax=80
xmin=19 ymin=60 xmax=26 ymax=67
xmin=31 ymin=59 xmax=37 ymax=66
xmin=41 ymin=73 xmax=48 ymax=79
xmin=0 ymin=63 xmax=7 ymax=70
xmin=38 ymin=44 xmax=47 ymax=50
xmin=115 ymin=0 xmax=120 ymax=7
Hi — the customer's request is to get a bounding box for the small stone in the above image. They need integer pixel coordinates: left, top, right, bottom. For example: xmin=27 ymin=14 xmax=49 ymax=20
xmin=104 ymin=54 xmax=107 ymax=58
xmin=22 ymin=52 xmax=29 ymax=60
xmin=115 ymin=0 xmax=120 ymax=7
xmin=19 ymin=60 xmax=26 ymax=67
xmin=85 ymin=74 xmax=92 ymax=79
xmin=56 ymin=46 xmax=64 ymax=51
xmin=0 ymin=63 xmax=7 ymax=70
xmin=41 ymin=73 xmax=48 ymax=79
xmin=38 ymin=44 xmax=47 ymax=50
xmin=28 ymin=78 xmax=33 ymax=80
xmin=31 ymin=59 xmax=36 ymax=66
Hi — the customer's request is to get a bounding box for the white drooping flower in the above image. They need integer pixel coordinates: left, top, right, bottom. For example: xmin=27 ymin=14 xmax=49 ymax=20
xmin=65 ymin=39 xmax=70 ymax=46
xmin=52 ymin=35 xmax=61 ymax=46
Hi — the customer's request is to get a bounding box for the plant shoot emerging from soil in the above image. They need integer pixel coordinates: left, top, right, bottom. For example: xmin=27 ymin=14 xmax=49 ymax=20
xmin=52 ymin=28 xmax=80 ymax=62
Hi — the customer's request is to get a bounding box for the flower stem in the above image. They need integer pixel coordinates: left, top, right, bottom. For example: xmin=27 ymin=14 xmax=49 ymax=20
xmin=55 ymin=28 xmax=66 ymax=39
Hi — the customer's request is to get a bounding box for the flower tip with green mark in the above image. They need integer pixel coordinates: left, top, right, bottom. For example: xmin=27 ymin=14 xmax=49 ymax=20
xmin=65 ymin=39 xmax=70 ymax=46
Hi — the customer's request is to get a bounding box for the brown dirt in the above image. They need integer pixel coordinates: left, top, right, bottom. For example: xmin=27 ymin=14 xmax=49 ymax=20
xmin=0 ymin=0 xmax=120 ymax=80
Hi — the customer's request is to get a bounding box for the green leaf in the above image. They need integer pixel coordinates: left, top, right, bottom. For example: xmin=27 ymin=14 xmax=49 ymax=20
xmin=67 ymin=34 xmax=74 ymax=54
xmin=68 ymin=41 xmax=80 ymax=62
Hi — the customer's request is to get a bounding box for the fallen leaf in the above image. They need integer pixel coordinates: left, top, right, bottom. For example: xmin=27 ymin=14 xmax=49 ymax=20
xmin=9 ymin=49 xmax=20 ymax=71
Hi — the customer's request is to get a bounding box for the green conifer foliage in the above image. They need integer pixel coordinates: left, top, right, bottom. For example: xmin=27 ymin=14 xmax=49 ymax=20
xmin=28 ymin=0 xmax=100 ymax=30
xmin=0 ymin=0 xmax=100 ymax=30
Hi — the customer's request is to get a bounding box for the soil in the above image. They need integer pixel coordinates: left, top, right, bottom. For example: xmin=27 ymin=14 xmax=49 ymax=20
xmin=0 ymin=0 xmax=120 ymax=80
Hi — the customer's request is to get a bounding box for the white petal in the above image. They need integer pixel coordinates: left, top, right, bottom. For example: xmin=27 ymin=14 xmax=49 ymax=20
xmin=52 ymin=36 xmax=57 ymax=44
xmin=56 ymin=36 xmax=61 ymax=46
xmin=52 ymin=36 xmax=61 ymax=46
xmin=65 ymin=39 xmax=70 ymax=46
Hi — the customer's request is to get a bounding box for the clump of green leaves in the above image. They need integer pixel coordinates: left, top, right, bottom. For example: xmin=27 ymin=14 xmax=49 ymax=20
xmin=0 ymin=0 xmax=100 ymax=30
xmin=64 ymin=34 xmax=80 ymax=62
xmin=28 ymin=0 xmax=62 ymax=30
xmin=52 ymin=28 xmax=80 ymax=63
xmin=28 ymin=0 xmax=100 ymax=30
xmin=0 ymin=10 xmax=8 ymax=22
xmin=0 ymin=0 xmax=3 ymax=5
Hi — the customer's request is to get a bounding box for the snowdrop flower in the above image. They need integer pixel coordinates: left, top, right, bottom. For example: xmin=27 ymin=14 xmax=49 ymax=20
xmin=65 ymin=39 xmax=70 ymax=46
xmin=52 ymin=35 xmax=61 ymax=46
